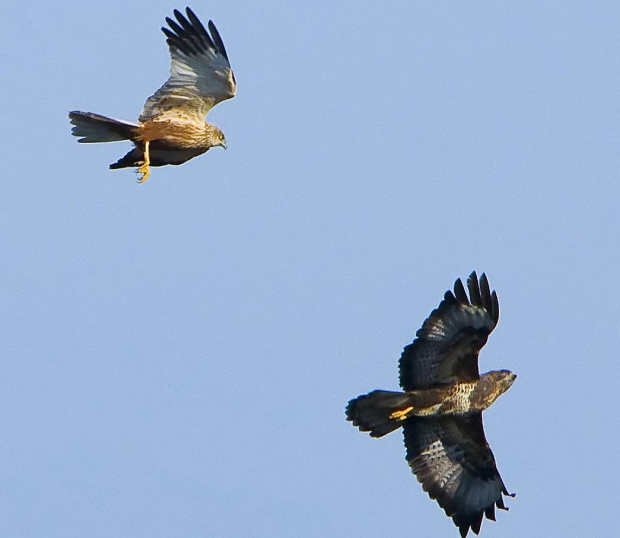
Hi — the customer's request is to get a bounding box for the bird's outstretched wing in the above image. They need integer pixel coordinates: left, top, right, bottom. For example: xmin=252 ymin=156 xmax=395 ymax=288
xmin=404 ymin=415 xmax=512 ymax=537
xmin=399 ymin=272 xmax=499 ymax=390
xmin=140 ymin=7 xmax=237 ymax=123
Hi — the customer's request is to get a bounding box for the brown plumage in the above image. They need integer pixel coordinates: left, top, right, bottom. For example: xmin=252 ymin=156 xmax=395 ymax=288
xmin=346 ymin=272 xmax=516 ymax=537
xmin=69 ymin=7 xmax=236 ymax=182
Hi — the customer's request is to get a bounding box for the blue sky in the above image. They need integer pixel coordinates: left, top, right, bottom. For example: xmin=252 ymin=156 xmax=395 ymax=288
xmin=2 ymin=1 xmax=619 ymax=536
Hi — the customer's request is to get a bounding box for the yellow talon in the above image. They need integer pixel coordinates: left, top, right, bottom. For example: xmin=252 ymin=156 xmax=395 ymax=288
xmin=390 ymin=406 xmax=414 ymax=421
xmin=137 ymin=140 xmax=151 ymax=183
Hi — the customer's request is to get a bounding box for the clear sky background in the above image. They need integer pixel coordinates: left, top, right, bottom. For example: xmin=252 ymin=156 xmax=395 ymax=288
xmin=2 ymin=1 xmax=619 ymax=536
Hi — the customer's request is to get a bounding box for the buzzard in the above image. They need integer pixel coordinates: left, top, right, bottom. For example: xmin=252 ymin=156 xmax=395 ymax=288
xmin=346 ymin=272 xmax=516 ymax=537
xmin=69 ymin=7 xmax=236 ymax=183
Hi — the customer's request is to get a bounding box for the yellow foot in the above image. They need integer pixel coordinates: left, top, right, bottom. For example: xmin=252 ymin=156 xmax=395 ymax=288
xmin=389 ymin=406 xmax=414 ymax=421
xmin=136 ymin=140 xmax=150 ymax=183
xmin=136 ymin=163 xmax=150 ymax=183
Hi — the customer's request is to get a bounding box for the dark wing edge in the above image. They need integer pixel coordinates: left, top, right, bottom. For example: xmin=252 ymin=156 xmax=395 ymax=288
xmin=399 ymin=272 xmax=499 ymax=391
xmin=404 ymin=415 xmax=513 ymax=537
xmin=162 ymin=8 xmax=230 ymax=63
xmin=208 ymin=20 xmax=231 ymax=62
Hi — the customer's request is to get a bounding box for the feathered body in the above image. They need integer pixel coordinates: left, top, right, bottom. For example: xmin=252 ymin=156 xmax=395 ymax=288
xmin=68 ymin=111 xmax=225 ymax=169
xmin=69 ymin=7 xmax=236 ymax=181
xmin=346 ymin=273 xmax=516 ymax=537
xmin=347 ymin=370 xmax=514 ymax=438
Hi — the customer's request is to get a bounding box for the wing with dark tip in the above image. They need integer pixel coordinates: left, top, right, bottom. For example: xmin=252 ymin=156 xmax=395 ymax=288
xmin=140 ymin=7 xmax=237 ymax=123
xmin=399 ymin=272 xmax=499 ymax=391
xmin=404 ymin=415 xmax=512 ymax=537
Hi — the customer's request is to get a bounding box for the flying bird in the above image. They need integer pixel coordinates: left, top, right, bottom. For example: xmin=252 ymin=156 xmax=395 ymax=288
xmin=346 ymin=272 xmax=516 ymax=537
xmin=69 ymin=7 xmax=236 ymax=183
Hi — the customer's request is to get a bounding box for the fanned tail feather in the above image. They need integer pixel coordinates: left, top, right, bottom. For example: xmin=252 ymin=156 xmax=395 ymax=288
xmin=346 ymin=390 xmax=414 ymax=438
xmin=69 ymin=111 xmax=139 ymax=143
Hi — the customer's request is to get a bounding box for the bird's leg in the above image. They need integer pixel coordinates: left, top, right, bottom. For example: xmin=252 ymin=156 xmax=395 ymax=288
xmin=137 ymin=140 xmax=151 ymax=183
xmin=389 ymin=406 xmax=414 ymax=421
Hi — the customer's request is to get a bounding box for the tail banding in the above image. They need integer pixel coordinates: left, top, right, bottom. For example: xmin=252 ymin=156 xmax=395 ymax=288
xmin=346 ymin=390 xmax=415 ymax=438
xmin=69 ymin=111 xmax=139 ymax=143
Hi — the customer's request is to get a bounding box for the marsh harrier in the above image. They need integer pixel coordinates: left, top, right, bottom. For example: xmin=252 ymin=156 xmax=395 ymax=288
xmin=69 ymin=7 xmax=236 ymax=182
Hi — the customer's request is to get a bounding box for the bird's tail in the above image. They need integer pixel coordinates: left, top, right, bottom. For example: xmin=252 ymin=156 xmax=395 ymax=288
xmin=69 ymin=111 xmax=139 ymax=143
xmin=346 ymin=390 xmax=415 ymax=438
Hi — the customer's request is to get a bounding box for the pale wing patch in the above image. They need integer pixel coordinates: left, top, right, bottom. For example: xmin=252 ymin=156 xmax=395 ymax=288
xmin=141 ymin=9 xmax=236 ymax=123
xmin=424 ymin=304 xmax=492 ymax=341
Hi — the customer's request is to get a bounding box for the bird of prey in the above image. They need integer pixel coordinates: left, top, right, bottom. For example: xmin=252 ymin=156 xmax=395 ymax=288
xmin=69 ymin=7 xmax=236 ymax=183
xmin=346 ymin=272 xmax=516 ymax=537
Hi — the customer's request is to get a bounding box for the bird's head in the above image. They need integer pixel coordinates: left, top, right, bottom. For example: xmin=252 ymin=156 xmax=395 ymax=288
xmin=489 ymin=369 xmax=517 ymax=396
xmin=479 ymin=370 xmax=516 ymax=407
xmin=499 ymin=369 xmax=517 ymax=391
xmin=213 ymin=128 xmax=227 ymax=150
